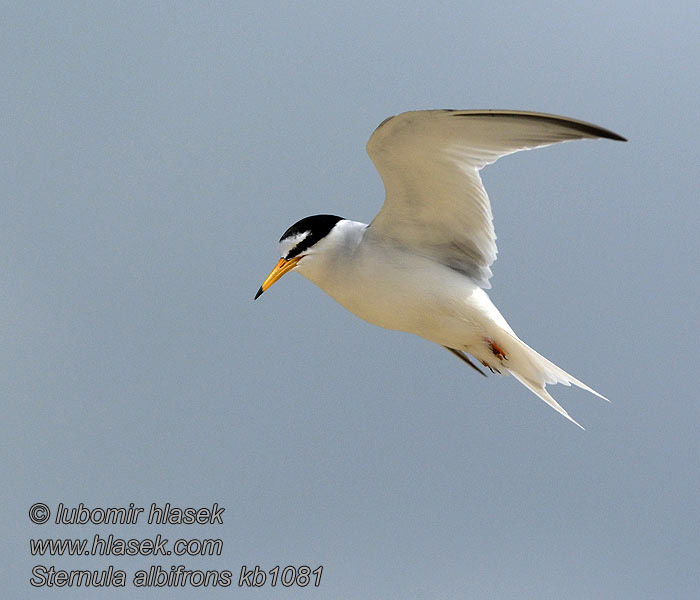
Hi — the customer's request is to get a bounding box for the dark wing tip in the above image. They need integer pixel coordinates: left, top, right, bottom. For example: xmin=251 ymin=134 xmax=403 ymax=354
xmin=444 ymin=346 xmax=488 ymax=377
xmin=607 ymin=131 xmax=628 ymax=142
xmin=372 ymin=114 xmax=396 ymax=134
xmin=451 ymin=110 xmax=627 ymax=142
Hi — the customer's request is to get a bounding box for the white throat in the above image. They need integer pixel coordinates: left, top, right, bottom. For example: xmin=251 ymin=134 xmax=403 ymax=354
xmin=294 ymin=219 xmax=367 ymax=284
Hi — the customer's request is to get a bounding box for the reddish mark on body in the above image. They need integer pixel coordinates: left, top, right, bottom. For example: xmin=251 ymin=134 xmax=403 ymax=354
xmin=486 ymin=338 xmax=507 ymax=361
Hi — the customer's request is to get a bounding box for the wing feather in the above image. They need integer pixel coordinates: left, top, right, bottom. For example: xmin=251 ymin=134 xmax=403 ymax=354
xmin=366 ymin=110 xmax=625 ymax=287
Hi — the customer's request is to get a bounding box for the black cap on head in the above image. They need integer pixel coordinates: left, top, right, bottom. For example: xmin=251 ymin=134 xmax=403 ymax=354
xmin=280 ymin=214 xmax=344 ymax=259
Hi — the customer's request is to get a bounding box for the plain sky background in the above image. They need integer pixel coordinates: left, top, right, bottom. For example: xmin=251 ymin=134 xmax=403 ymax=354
xmin=2 ymin=2 xmax=698 ymax=598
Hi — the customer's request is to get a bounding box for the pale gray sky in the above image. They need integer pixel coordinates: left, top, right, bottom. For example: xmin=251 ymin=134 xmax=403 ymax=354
xmin=3 ymin=2 xmax=699 ymax=598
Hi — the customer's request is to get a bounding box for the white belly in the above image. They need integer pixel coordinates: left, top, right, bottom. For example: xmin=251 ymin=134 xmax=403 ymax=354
xmin=298 ymin=240 xmax=511 ymax=350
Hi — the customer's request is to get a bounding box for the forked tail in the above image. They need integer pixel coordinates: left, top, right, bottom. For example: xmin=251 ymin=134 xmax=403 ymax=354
xmin=499 ymin=333 xmax=608 ymax=429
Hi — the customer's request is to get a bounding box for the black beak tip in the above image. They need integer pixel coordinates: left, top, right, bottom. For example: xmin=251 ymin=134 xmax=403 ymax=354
xmin=254 ymin=286 xmax=264 ymax=300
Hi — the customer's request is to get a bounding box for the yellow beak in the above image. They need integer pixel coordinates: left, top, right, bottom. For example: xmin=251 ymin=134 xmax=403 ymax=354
xmin=254 ymin=256 xmax=301 ymax=299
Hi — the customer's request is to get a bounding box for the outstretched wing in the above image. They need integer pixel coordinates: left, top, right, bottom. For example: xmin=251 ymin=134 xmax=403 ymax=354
xmin=366 ymin=110 xmax=625 ymax=287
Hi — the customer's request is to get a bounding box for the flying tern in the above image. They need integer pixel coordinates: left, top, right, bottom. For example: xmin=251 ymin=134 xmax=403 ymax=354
xmin=255 ymin=109 xmax=625 ymax=428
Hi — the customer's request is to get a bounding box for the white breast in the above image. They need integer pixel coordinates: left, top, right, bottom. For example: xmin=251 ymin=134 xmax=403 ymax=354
xmin=294 ymin=220 xmax=509 ymax=349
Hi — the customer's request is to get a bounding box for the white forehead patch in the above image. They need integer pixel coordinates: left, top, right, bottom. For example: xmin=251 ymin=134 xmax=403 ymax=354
xmin=278 ymin=230 xmax=310 ymax=258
